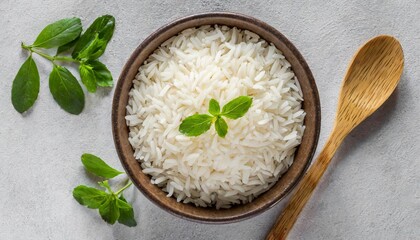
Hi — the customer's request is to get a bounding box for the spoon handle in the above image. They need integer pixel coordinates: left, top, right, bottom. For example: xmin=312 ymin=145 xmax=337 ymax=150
xmin=266 ymin=130 xmax=345 ymax=240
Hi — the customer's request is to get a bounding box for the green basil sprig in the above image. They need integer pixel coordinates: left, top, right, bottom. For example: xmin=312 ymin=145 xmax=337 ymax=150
xmin=73 ymin=154 xmax=136 ymax=227
xmin=179 ymin=96 xmax=252 ymax=138
xmin=11 ymin=15 xmax=115 ymax=115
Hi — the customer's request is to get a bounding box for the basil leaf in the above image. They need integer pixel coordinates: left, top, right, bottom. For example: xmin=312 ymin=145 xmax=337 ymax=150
xmin=72 ymin=15 xmax=115 ymax=60
xmin=117 ymin=195 xmax=137 ymax=227
xmin=79 ymin=64 xmax=97 ymax=93
xmin=215 ymin=117 xmax=228 ymax=138
xmin=73 ymin=185 xmax=108 ymax=209
xmin=11 ymin=56 xmax=40 ymax=113
xmin=221 ymin=96 xmax=253 ymax=119
xmin=208 ymin=99 xmax=220 ymax=116
xmin=179 ymin=114 xmax=214 ymax=137
xmin=99 ymin=196 xmax=120 ymax=224
xmin=116 ymin=198 xmax=131 ymax=209
xmin=56 ymin=35 xmax=80 ymax=55
xmin=49 ymin=65 xmax=85 ymax=115
xmin=75 ymin=35 xmax=107 ymax=61
xmin=81 ymin=153 xmax=123 ymax=179
xmin=32 ymin=18 xmax=82 ymax=49
xmin=79 ymin=61 xmax=113 ymax=91
xmin=89 ymin=60 xmax=113 ymax=87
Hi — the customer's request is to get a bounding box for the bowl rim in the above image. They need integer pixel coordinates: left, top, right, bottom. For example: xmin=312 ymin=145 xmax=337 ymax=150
xmin=112 ymin=11 xmax=321 ymax=223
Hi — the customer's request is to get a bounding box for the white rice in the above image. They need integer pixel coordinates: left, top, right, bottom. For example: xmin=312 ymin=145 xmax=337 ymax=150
xmin=126 ymin=25 xmax=305 ymax=209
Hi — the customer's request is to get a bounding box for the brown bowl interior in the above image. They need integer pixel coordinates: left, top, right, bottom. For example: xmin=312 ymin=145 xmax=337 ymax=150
xmin=112 ymin=12 xmax=320 ymax=223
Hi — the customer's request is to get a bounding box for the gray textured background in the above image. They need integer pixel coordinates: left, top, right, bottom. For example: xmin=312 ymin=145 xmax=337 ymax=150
xmin=0 ymin=1 xmax=419 ymax=239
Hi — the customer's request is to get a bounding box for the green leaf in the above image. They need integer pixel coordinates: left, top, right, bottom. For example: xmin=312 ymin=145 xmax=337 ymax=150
xmin=117 ymin=195 xmax=137 ymax=227
xmin=79 ymin=64 xmax=97 ymax=92
xmin=116 ymin=198 xmax=131 ymax=209
xmin=49 ymin=65 xmax=85 ymax=115
xmin=89 ymin=61 xmax=113 ymax=87
xmin=79 ymin=61 xmax=113 ymax=91
xmin=72 ymin=15 xmax=115 ymax=60
xmin=32 ymin=18 xmax=82 ymax=49
xmin=56 ymin=35 xmax=80 ymax=55
xmin=81 ymin=154 xmax=123 ymax=179
xmin=215 ymin=117 xmax=228 ymax=138
xmin=208 ymin=99 xmax=220 ymax=116
xmin=75 ymin=35 xmax=106 ymax=61
xmin=11 ymin=56 xmax=40 ymax=113
xmin=221 ymin=96 xmax=253 ymax=119
xmin=99 ymin=196 xmax=120 ymax=224
xmin=179 ymin=114 xmax=214 ymax=137
xmin=73 ymin=185 xmax=108 ymax=209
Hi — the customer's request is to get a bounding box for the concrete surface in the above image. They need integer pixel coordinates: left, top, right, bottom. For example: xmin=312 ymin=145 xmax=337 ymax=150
xmin=0 ymin=1 xmax=419 ymax=239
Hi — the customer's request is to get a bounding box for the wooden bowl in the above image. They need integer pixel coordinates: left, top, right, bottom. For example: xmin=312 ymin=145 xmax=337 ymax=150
xmin=112 ymin=12 xmax=321 ymax=223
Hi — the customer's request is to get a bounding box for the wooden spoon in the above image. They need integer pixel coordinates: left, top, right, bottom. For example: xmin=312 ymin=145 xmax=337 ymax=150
xmin=266 ymin=35 xmax=404 ymax=240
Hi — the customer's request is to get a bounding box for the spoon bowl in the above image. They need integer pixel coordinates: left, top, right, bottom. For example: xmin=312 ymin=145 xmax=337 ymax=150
xmin=266 ymin=35 xmax=404 ymax=239
xmin=336 ymin=35 xmax=404 ymax=133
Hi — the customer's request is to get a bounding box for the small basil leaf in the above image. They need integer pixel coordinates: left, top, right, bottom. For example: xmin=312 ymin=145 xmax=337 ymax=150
xmin=79 ymin=64 xmax=97 ymax=93
xmin=221 ymin=96 xmax=253 ymax=119
xmin=116 ymin=198 xmax=131 ymax=209
xmin=56 ymin=35 xmax=80 ymax=55
xmin=179 ymin=114 xmax=214 ymax=137
xmin=11 ymin=56 xmax=40 ymax=113
xmin=32 ymin=18 xmax=82 ymax=49
xmin=76 ymin=35 xmax=106 ymax=61
xmin=215 ymin=117 xmax=228 ymax=138
xmin=79 ymin=60 xmax=113 ymax=90
xmin=72 ymin=15 xmax=115 ymax=60
xmin=89 ymin=60 xmax=113 ymax=87
xmin=73 ymin=185 xmax=108 ymax=209
xmin=81 ymin=153 xmax=123 ymax=179
xmin=99 ymin=196 xmax=120 ymax=224
xmin=117 ymin=195 xmax=137 ymax=227
xmin=98 ymin=180 xmax=112 ymax=191
xmin=208 ymin=99 xmax=220 ymax=116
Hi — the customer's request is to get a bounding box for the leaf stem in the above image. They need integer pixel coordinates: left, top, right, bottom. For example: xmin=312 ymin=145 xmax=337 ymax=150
xmin=100 ymin=180 xmax=114 ymax=193
xmin=115 ymin=181 xmax=133 ymax=196
xmin=21 ymin=43 xmax=79 ymax=63
xmin=54 ymin=55 xmax=79 ymax=63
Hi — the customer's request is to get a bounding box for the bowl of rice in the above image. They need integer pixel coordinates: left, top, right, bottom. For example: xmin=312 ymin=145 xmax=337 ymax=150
xmin=112 ymin=12 xmax=320 ymax=223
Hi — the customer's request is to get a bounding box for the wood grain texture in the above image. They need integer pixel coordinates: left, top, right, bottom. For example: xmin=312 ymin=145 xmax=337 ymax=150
xmin=112 ymin=12 xmax=321 ymax=223
xmin=266 ymin=35 xmax=404 ymax=240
